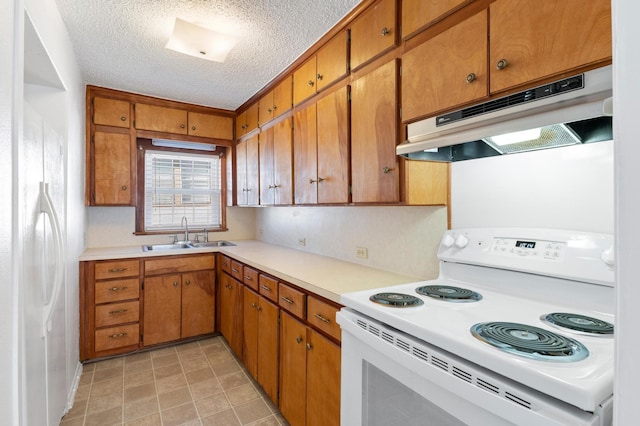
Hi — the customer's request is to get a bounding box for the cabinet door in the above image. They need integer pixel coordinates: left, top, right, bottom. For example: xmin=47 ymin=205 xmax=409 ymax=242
xmin=246 ymin=103 xmax=259 ymax=133
xmin=92 ymin=131 xmax=133 ymax=205
xmin=246 ymin=134 xmax=260 ymax=205
xmin=317 ymin=87 xmax=350 ymax=204
xmin=293 ymin=104 xmax=318 ymax=204
xmin=351 ymin=60 xmax=399 ymax=203
xmin=181 ymin=270 xmax=215 ymax=338
xmin=243 ymin=288 xmax=259 ymax=379
xmin=259 ymin=91 xmax=275 ymax=125
xmin=135 ymin=103 xmax=188 ymax=134
xmin=273 ymin=76 xmax=293 ymax=118
xmin=257 ymin=297 xmax=279 ymax=404
xmin=489 ymin=0 xmax=612 ymax=94
xmin=236 ymin=110 xmax=247 ymax=137
xmin=236 ymin=139 xmax=248 ymax=205
xmin=188 ymin=112 xmax=233 ymax=140
xmin=402 ymin=0 xmax=469 ymax=38
xmin=273 ymin=117 xmax=293 ymax=205
xmin=350 ymin=0 xmax=397 ymax=70
xmin=316 ymin=31 xmax=349 ymax=92
xmin=219 ymin=274 xmax=244 ymax=357
xmin=93 ymin=97 xmax=131 ymax=128
xmin=279 ymin=312 xmax=307 ymax=426
xmin=402 ymin=10 xmax=488 ymax=122
xmin=306 ymin=329 xmax=341 ymax=426
xmin=404 ymin=160 xmax=449 ymax=205
xmin=143 ymin=274 xmax=181 ymax=346
xmin=259 ymin=128 xmax=275 ymax=205
xmin=293 ymin=56 xmax=317 ymax=105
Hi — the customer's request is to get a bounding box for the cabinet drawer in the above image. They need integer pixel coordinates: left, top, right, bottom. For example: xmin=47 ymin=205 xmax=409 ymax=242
xmin=307 ymin=296 xmax=341 ymax=341
xmin=258 ymin=274 xmax=278 ymax=302
xmin=221 ymin=254 xmax=232 ymax=275
xmin=95 ymin=278 xmax=140 ymax=304
xmin=230 ymin=260 xmax=243 ymax=281
xmin=243 ymin=266 xmax=259 ymax=291
xmin=95 ymin=323 xmax=139 ymax=352
xmin=95 ymin=260 xmax=139 ymax=280
xmin=95 ymin=301 xmax=140 ymax=328
xmin=278 ymin=283 xmax=306 ymax=319
xmin=144 ymin=254 xmax=215 ymax=275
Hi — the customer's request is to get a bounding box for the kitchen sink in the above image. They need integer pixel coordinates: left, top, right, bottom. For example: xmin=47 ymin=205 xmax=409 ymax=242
xmin=142 ymin=241 xmax=236 ymax=252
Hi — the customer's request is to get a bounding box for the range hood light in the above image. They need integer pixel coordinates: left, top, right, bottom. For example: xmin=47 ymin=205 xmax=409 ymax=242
xmin=487 ymin=128 xmax=542 ymax=146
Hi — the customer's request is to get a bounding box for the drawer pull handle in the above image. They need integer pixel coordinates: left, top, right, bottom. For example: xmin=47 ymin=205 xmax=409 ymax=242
xmin=109 ymin=309 xmax=128 ymax=315
xmin=109 ymin=286 xmax=128 ymax=292
xmin=232 ymin=268 xmax=239 ymax=273
xmin=314 ymin=313 xmax=331 ymax=324
xmin=244 ymin=275 xmax=253 ymax=281
xmin=109 ymin=332 xmax=128 ymax=338
xmin=261 ymin=285 xmax=271 ymax=292
xmin=108 ymin=267 xmax=127 ymax=273
xmin=281 ymin=296 xmax=294 ymax=305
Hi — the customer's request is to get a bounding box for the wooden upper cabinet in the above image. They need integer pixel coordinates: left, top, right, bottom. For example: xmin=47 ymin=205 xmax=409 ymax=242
xmin=351 ymin=60 xmax=399 ymax=203
xmin=237 ymin=135 xmax=260 ymax=206
xmin=350 ymin=0 xmax=397 ymax=71
xmin=402 ymin=10 xmax=488 ymax=122
xmin=403 ymin=159 xmax=449 ymax=205
xmin=187 ymin=112 xmax=233 ymax=140
xmin=236 ymin=103 xmax=259 ymax=137
xmin=316 ymin=31 xmax=349 ymax=92
xmin=489 ymin=0 xmax=612 ymax=94
xmin=316 ymin=86 xmax=350 ymax=204
xmin=259 ymin=76 xmax=293 ymax=126
xmin=260 ymin=118 xmax=293 ymax=206
xmin=402 ymin=0 xmax=470 ymax=39
xmin=135 ymin=103 xmax=188 ymax=134
xmin=92 ymin=131 xmax=134 ymax=205
xmin=93 ymin=97 xmax=131 ymax=128
xmin=293 ymin=31 xmax=349 ymax=105
xmin=294 ymin=104 xmax=318 ymax=204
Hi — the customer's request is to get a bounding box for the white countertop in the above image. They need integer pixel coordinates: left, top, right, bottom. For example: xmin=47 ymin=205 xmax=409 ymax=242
xmin=79 ymin=240 xmax=423 ymax=303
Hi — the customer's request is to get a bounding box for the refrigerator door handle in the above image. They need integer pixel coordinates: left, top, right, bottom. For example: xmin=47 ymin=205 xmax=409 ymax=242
xmin=40 ymin=182 xmax=64 ymax=336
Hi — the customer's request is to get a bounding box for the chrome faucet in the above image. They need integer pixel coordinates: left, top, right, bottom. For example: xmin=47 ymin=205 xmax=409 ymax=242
xmin=181 ymin=216 xmax=189 ymax=242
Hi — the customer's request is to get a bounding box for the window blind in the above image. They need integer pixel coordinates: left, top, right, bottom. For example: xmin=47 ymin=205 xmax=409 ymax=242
xmin=144 ymin=150 xmax=221 ymax=230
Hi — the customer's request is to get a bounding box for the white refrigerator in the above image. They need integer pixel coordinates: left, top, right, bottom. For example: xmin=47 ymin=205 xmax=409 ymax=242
xmin=20 ymin=91 xmax=68 ymax=426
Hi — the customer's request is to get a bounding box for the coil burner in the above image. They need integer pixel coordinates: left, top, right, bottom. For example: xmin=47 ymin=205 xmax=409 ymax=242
xmin=542 ymin=313 xmax=614 ymax=336
xmin=416 ymin=285 xmax=482 ymax=302
xmin=471 ymin=321 xmax=589 ymax=362
xmin=369 ymin=292 xmax=424 ymax=307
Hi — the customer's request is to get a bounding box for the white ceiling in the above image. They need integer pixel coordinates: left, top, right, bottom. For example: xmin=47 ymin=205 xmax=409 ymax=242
xmin=54 ymin=0 xmax=361 ymax=110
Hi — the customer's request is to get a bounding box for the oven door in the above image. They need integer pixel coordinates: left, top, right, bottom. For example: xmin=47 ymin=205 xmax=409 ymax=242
xmin=337 ymin=308 xmax=608 ymax=426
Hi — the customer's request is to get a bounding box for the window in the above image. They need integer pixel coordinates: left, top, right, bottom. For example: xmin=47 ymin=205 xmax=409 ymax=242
xmin=136 ymin=139 xmax=226 ymax=233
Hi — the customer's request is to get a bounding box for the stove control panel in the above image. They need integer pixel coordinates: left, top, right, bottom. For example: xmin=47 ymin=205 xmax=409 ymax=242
xmin=491 ymin=238 xmax=566 ymax=260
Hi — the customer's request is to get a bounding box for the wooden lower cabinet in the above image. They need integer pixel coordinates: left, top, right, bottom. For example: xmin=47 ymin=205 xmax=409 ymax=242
xmin=219 ymin=272 xmax=244 ymax=357
xmin=243 ymin=288 xmax=280 ymax=403
xmin=280 ymin=312 xmax=341 ymax=426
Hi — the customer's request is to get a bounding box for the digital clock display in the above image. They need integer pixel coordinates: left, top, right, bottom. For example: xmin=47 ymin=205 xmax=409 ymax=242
xmin=515 ymin=241 xmax=536 ymax=249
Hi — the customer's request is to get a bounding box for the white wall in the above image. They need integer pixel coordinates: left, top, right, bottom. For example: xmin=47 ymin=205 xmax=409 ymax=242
xmin=613 ymin=0 xmax=640 ymax=423
xmin=451 ymin=141 xmax=614 ymax=234
xmin=87 ymin=206 xmax=257 ymax=247
xmin=256 ymin=206 xmax=448 ymax=279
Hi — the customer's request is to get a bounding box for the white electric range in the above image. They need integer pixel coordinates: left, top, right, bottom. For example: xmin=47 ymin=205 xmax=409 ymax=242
xmin=337 ymin=228 xmax=615 ymax=426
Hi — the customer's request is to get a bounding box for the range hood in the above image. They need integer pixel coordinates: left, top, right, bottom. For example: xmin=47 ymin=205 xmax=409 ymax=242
xmin=397 ymin=66 xmax=613 ymax=161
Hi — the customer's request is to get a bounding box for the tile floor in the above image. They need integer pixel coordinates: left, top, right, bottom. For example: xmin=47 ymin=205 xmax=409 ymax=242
xmin=61 ymin=336 xmax=288 ymax=426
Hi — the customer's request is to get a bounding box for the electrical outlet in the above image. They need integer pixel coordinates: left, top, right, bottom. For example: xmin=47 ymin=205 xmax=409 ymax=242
xmin=298 ymin=237 xmax=306 ymax=246
xmin=356 ymin=247 xmax=368 ymax=259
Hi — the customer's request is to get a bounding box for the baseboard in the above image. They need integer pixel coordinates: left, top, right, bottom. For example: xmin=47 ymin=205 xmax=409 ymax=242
xmin=65 ymin=361 xmax=83 ymax=415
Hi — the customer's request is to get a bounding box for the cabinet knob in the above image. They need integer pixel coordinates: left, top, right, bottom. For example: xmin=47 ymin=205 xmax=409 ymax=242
xmin=180 ymin=124 xmax=185 ymax=128
xmin=185 ymin=279 xmax=191 ymax=285
xmin=317 ymin=73 xmax=323 ymax=81
xmin=272 ymin=105 xmax=277 ymax=111
xmin=307 ymin=80 xmax=314 ymax=87
xmin=309 ymin=178 xmax=317 ymax=184
xmin=268 ymin=184 xmax=275 ymax=189
xmin=191 ymin=125 xmax=196 ymax=130
xmin=120 ymin=116 xmax=127 ymax=122
xmin=306 ymin=343 xmax=313 ymax=351
xmin=121 ymin=185 xmax=128 ymax=191
xmin=257 ymin=305 xmax=263 ymax=312
xmin=496 ymin=59 xmax=508 ymax=70
xmin=296 ymin=336 xmax=303 ymax=344
xmin=466 ymin=73 xmax=477 ymax=83
xmin=267 ymin=108 xmax=272 ymax=113
xmin=382 ymin=166 xmax=394 ymax=174
xmin=251 ymin=302 xmax=257 ymax=309
xmin=317 ymin=177 xmax=325 ymax=183
xmin=381 ymin=27 xmax=390 ymax=36
xmin=173 ymin=281 xmax=179 ymax=287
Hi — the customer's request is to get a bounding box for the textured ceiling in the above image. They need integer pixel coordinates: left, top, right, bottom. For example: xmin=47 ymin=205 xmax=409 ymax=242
xmin=54 ymin=0 xmax=361 ymax=110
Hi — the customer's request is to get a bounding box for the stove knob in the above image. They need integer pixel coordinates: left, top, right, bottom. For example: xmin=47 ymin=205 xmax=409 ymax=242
xmin=454 ymin=235 xmax=469 ymax=249
xmin=601 ymin=245 xmax=615 ymax=267
xmin=441 ymin=234 xmax=455 ymax=248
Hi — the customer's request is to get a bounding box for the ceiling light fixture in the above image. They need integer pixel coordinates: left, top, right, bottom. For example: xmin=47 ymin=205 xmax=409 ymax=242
xmin=165 ymin=18 xmax=238 ymax=63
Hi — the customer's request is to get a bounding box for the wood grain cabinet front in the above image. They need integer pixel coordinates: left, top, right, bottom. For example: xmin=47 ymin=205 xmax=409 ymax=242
xmin=90 ymin=130 xmax=135 ymax=206
xmin=219 ymin=272 xmax=244 ymax=357
xmin=236 ymin=135 xmax=260 ymax=206
xmin=93 ymin=97 xmax=131 ymax=128
xmin=259 ymin=117 xmax=293 ymax=206
xmin=259 ymin=76 xmax=293 ymax=126
xmin=349 ymin=0 xmax=397 ymax=71
xmin=135 ymin=103 xmax=188 ymax=135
